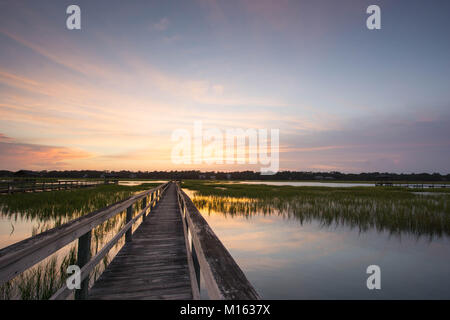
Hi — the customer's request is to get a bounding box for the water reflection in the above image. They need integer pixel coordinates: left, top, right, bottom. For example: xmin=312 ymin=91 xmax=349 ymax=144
xmin=190 ymin=191 xmax=450 ymax=299
xmin=118 ymin=180 xmax=168 ymax=186
xmin=193 ymin=193 xmax=450 ymax=239
xmin=234 ymin=181 xmax=375 ymax=187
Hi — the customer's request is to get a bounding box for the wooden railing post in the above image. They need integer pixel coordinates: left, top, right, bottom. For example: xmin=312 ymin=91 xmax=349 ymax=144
xmin=126 ymin=205 xmax=133 ymax=242
xmin=75 ymin=230 xmax=91 ymax=300
xmin=181 ymin=198 xmax=185 ymax=217
xmin=142 ymin=197 xmax=147 ymax=220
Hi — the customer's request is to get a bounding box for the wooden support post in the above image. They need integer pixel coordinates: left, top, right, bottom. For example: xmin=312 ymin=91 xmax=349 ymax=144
xmin=181 ymin=199 xmax=185 ymax=217
xmin=126 ymin=205 xmax=133 ymax=243
xmin=75 ymin=230 xmax=92 ymax=300
xmin=142 ymin=197 xmax=147 ymax=220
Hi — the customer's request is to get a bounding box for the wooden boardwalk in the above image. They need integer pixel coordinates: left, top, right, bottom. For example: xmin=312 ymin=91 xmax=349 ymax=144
xmin=88 ymin=183 xmax=192 ymax=300
xmin=0 ymin=181 xmax=259 ymax=300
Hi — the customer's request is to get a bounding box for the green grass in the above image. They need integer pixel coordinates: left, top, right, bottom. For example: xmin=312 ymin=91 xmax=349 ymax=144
xmin=182 ymin=180 xmax=450 ymax=197
xmin=183 ymin=180 xmax=450 ymax=239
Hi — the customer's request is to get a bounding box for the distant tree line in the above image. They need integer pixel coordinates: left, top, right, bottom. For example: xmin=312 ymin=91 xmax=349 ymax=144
xmin=0 ymin=170 xmax=449 ymax=181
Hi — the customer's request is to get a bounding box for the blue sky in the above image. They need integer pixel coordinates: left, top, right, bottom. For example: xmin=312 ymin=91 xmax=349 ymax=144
xmin=0 ymin=0 xmax=449 ymax=173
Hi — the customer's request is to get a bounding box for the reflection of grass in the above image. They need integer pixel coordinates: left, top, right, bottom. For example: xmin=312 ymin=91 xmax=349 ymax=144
xmin=185 ymin=181 xmax=450 ymax=239
xmin=0 ymin=182 xmax=160 ymax=300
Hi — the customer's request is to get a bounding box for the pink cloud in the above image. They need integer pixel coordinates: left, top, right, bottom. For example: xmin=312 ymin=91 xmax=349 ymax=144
xmin=0 ymin=134 xmax=93 ymax=170
xmin=0 ymin=133 xmax=12 ymax=142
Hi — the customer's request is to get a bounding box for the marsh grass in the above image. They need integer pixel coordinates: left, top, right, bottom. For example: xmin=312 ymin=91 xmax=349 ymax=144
xmin=0 ymin=182 xmax=160 ymax=300
xmin=0 ymin=183 xmax=159 ymax=226
xmin=185 ymin=181 xmax=450 ymax=239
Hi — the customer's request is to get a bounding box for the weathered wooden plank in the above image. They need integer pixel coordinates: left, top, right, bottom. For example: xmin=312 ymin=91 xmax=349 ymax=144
xmin=50 ymin=200 xmax=156 ymax=300
xmin=88 ymin=183 xmax=192 ymax=300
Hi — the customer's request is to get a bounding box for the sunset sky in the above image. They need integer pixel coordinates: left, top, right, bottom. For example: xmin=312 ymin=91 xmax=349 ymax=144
xmin=1 ymin=0 xmax=449 ymax=173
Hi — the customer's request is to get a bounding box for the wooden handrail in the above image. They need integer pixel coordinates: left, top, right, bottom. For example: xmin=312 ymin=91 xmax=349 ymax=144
xmin=175 ymin=183 xmax=260 ymax=300
xmin=175 ymin=185 xmax=201 ymax=300
xmin=0 ymin=182 xmax=169 ymax=288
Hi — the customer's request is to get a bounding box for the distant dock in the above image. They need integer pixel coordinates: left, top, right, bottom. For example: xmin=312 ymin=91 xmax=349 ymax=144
xmin=0 ymin=179 xmax=118 ymax=194
xmin=375 ymin=182 xmax=448 ymax=188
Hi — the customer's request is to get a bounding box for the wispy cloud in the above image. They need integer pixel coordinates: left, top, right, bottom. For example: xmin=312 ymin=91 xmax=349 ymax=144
xmin=153 ymin=17 xmax=170 ymax=31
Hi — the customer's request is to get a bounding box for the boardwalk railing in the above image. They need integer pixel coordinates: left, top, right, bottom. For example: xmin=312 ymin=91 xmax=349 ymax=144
xmin=175 ymin=183 xmax=260 ymax=300
xmin=0 ymin=182 xmax=169 ymax=299
xmin=0 ymin=179 xmax=119 ymax=194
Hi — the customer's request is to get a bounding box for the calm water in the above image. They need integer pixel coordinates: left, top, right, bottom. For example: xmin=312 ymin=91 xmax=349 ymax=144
xmin=233 ymin=181 xmax=449 ymax=189
xmin=118 ymin=180 xmax=168 ymax=186
xmin=234 ymin=181 xmax=375 ymax=187
xmin=187 ymin=190 xmax=450 ymax=299
xmin=0 ymin=214 xmax=51 ymax=249
xmin=57 ymin=179 xmax=168 ymax=186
